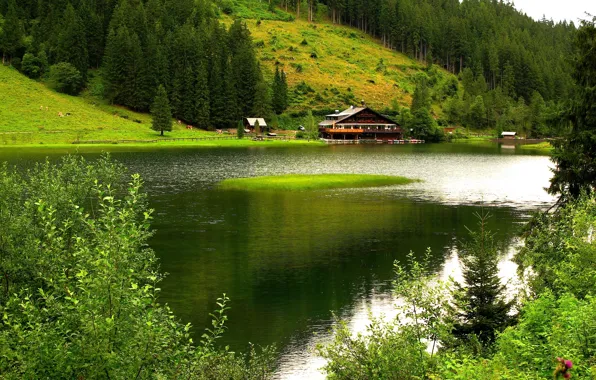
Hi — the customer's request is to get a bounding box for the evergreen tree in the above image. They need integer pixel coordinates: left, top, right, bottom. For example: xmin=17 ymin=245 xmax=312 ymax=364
xmin=126 ymin=32 xmax=149 ymax=111
xmin=193 ymin=60 xmax=210 ymax=129
xmin=252 ymin=69 xmax=272 ymax=120
xmin=237 ymin=119 xmax=244 ymax=139
xmin=451 ymin=212 xmax=514 ymax=348
xmin=151 ymin=85 xmax=172 ymax=136
xmin=411 ymin=74 xmax=431 ymax=113
xmin=272 ymin=66 xmax=288 ymax=114
xmin=254 ymin=119 xmax=261 ymax=135
xmin=0 ymin=0 xmax=23 ymax=64
xmin=56 ymin=3 xmax=88 ymax=83
xmin=469 ymin=95 xmax=487 ymax=128
xmin=549 ymin=17 xmax=596 ymax=201
xmin=103 ymin=26 xmax=130 ymax=104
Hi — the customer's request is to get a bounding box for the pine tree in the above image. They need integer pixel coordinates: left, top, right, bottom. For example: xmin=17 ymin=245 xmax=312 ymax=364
xmin=126 ymin=32 xmax=149 ymax=111
xmin=56 ymin=3 xmax=88 ymax=83
xmin=194 ymin=60 xmax=210 ymax=129
xmin=254 ymin=119 xmax=261 ymax=135
xmin=272 ymin=67 xmax=289 ymax=114
xmin=411 ymin=75 xmax=431 ymax=113
xmin=252 ymin=69 xmax=272 ymax=120
xmin=469 ymin=95 xmax=487 ymax=128
xmin=237 ymin=119 xmax=244 ymax=139
xmin=151 ymin=85 xmax=172 ymax=136
xmin=451 ymin=212 xmax=514 ymax=348
xmin=549 ymin=17 xmax=596 ymax=202
xmin=103 ymin=26 xmax=131 ymax=104
xmin=0 ymin=0 xmax=24 ymax=64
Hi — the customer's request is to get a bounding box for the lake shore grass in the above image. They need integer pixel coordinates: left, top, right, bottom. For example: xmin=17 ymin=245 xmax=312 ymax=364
xmin=0 ymin=138 xmax=325 ymax=153
xmin=218 ymin=174 xmax=418 ymax=191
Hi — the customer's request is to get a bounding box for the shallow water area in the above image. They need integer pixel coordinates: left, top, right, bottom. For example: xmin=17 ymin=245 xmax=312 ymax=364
xmin=0 ymin=142 xmax=554 ymax=378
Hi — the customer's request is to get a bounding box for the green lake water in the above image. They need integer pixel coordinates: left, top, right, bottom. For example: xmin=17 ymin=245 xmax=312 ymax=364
xmin=0 ymin=143 xmax=554 ymax=378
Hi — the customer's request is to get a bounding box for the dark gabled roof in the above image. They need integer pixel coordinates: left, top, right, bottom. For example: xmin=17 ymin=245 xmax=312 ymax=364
xmin=335 ymin=107 xmax=398 ymax=125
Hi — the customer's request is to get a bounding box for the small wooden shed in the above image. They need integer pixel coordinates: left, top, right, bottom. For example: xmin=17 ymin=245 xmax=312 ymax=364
xmin=501 ymin=131 xmax=517 ymax=140
xmin=244 ymin=118 xmax=267 ymax=132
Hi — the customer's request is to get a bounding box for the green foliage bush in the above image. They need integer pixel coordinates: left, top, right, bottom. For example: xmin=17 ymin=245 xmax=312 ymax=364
xmin=49 ymin=62 xmax=83 ymax=95
xmin=0 ymin=155 xmax=275 ymax=378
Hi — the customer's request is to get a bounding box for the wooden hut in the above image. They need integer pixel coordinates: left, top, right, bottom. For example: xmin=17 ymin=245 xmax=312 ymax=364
xmin=244 ymin=118 xmax=267 ymax=133
xmin=501 ymin=131 xmax=517 ymax=140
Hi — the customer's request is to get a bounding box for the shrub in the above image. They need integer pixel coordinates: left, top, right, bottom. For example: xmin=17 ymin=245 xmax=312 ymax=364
xmin=48 ymin=62 xmax=83 ymax=95
xmin=21 ymin=53 xmax=44 ymax=79
xmin=0 ymin=155 xmax=275 ymax=378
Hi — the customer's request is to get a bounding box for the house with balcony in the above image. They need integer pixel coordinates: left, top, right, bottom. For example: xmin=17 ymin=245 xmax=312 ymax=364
xmin=318 ymin=105 xmax=402 ymax=140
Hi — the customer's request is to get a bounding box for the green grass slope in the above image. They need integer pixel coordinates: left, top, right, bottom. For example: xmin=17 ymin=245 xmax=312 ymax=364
xmin=0 ymin=66 xmax=216 ymax=145
xmin=228 ymin=0 xmax=453 ymax=112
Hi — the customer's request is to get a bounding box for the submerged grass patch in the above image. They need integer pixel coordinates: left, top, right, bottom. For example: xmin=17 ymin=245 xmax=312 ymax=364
xmin=218 ymin=174 xmax=417 ymax=191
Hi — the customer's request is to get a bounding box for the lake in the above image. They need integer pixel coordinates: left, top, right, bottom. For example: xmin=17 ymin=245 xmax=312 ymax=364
xmin=0 ymin=142 xmax=554 ymax=378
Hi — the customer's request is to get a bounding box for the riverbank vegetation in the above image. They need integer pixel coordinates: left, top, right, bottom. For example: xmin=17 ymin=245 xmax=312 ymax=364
xmin=218 ymin=174 xmax=416 ymax=191
xmin=0 ymin=155 xmax=275 ymax=378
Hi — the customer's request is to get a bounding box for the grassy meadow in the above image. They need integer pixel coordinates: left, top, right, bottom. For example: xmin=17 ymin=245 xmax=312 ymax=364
xmin=247 ymin=18 xmax=423 ymax=111
xmin=0 ymin=66 xmax=223 ymax=145
xmin=224 ymin=0 xmax=450 ymax=113
xmin=218 ymin=174 xmax=417 ymax=191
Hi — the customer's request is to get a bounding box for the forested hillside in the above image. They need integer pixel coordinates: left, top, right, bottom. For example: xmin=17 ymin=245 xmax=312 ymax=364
xmin=0 ymin=0 xmax=268 ymax=130
xmin=0 ymin=0 xmax=578 ymax=136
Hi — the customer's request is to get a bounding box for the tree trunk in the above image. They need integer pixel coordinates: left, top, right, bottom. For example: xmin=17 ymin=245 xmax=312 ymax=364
xmin=160 ymin=130 xmax=164 ymax=136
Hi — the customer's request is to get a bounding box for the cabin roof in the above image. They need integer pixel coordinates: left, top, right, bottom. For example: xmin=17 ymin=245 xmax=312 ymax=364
xmin=245 ymin=118 xmax=267 ymax=127
xmin=319 ymin=106 xmax=397 ymax=127
xmin=501 ymin=131 xmax=516 ymax=136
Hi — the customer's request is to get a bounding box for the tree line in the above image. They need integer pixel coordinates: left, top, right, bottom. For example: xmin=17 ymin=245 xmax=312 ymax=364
xmin=0 ymin=0 xmax=290 ymax=129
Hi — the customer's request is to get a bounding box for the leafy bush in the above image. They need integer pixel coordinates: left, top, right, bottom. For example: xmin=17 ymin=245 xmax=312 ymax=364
xmin=0 ymin=155 xmax=275 ymax=378
xmin=48 ymin=62 xmax=83 ymax=95
xmin=21 ymin=52 xmax=46 ymax=79
xmin=319 ymin=250 xmax=453 ymax=379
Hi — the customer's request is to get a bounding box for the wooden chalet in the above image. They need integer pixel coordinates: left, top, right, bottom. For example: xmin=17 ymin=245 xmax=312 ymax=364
xmin=318 ymin=105 xmax=402 ymax=141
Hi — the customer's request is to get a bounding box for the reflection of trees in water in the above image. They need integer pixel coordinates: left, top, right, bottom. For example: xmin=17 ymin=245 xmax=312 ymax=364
xmin=154 ymin=187 xmax=524 ymax=351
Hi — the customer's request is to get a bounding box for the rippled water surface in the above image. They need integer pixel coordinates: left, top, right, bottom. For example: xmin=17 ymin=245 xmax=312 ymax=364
xmin=1 ymin=143 xmax=554 ymax=378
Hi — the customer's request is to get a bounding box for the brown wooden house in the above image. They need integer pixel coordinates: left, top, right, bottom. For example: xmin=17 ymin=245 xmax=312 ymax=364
xmin=318 ymin=106 xmax=402 ymax=140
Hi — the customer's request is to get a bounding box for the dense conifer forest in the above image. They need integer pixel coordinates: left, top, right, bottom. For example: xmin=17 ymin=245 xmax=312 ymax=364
xmin=0 ymin=0 xmax=277 ymax=129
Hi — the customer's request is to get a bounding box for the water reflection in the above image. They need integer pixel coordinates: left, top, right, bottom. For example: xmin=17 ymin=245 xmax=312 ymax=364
xmin=0 ymin=144 xmax=554 ymax=378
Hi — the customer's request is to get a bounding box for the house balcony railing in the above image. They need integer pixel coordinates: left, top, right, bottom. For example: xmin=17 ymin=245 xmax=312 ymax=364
xmin=322 ymin=128 xmax=364 ymax=133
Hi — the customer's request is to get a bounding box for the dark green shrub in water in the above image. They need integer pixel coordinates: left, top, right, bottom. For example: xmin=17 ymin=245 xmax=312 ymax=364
xmin=0 ymin=155 xmax=275 ymax=378
xmin=49 ymin=62 xmax=83 ymax=95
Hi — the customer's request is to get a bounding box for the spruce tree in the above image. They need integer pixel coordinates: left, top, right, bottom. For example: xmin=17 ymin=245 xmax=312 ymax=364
xmin=451 ymin=212 xmax=514 ymax=348
xmin=237 ymin=120 xmax=244 ymax=139
xmin=0 ymin=0 xmax=24 ymax=64
xmin=151 ymin=85 xmax=172 ymax=136
xmin=56 ymin=3 xmax=88 ymax=83
xmin=411 ymin=75 xmax=431 ymax=113
xmin=194 ymin=60 xmax=210 ymax=129
xmin=272 ymin=67 xmax=289 ymax=115
xmin=103 ymin=26 xmax=131 ymax=104
xmin=252 ymin=69 xmax=272 ymax=120
xmin=254 ymin=119 xmax=261 ymax=135
xmin=549 ymin=17 xmax=596 ymax=202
